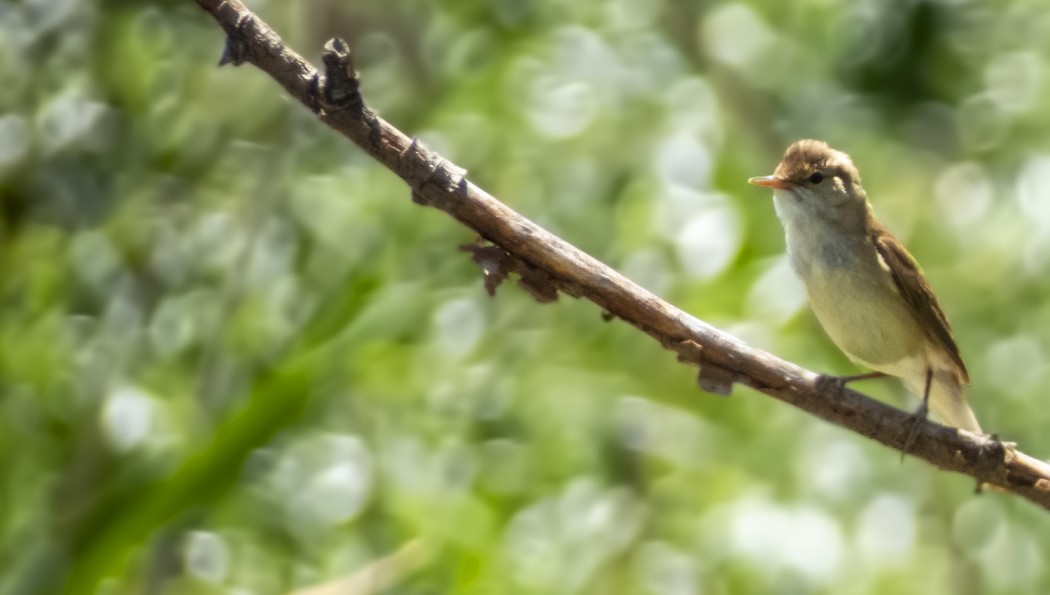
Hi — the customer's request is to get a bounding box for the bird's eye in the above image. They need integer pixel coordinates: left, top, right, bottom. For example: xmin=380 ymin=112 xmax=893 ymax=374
xmin=808 ymin=172 xmax=824 ymax=184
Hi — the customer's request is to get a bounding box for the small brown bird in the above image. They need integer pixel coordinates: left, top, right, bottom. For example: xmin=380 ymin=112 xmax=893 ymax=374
xmin=749 ymin=140 xmax=982 ymax=435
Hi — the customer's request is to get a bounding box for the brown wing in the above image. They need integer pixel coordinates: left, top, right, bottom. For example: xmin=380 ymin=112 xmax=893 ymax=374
xmin=871 ymin=224 xmax=970 ymax=383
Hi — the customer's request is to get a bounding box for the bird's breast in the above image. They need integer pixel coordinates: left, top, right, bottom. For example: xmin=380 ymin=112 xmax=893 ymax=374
xmin=780 ymin=216 xmax=926 ymax=368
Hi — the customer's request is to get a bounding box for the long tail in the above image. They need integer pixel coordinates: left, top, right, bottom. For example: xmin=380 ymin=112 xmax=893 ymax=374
xmin=923 ymin=369 xmax=982 ymax=433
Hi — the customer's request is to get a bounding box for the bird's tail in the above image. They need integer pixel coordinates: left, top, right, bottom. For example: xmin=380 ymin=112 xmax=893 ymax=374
xmin=923 ymin=369 xmax=982 ymax=434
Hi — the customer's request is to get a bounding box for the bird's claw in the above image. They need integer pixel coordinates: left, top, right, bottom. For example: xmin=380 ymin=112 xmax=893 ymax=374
xmin=815 ymin=374 xmax=847 ymax=394
xmin=989 ymin=433 xmax=1018 ymax=451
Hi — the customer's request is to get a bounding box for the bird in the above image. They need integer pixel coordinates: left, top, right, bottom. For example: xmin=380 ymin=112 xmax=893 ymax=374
xmin=748 ymin=139 xmax=982 ymax=437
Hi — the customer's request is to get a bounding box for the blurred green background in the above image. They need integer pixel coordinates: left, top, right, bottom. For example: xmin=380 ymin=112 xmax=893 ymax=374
xmin=3 ymin=0 xmax=1050 ymax=593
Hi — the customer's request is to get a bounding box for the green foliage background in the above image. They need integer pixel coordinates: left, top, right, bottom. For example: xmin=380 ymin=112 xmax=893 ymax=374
xmin=2 ymin=0 xmax=1050 ymax=593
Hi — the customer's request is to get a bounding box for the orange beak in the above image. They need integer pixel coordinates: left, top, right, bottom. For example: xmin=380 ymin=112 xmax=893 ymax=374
xmin=748 ymin=175 xmax=792 ymax=190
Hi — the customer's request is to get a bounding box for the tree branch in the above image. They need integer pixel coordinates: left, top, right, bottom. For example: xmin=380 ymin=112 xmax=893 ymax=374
xmin=192 ymin=0 xmax=1050 ymax=511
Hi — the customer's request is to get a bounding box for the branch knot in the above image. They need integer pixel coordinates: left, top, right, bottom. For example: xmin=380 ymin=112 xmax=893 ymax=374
xmin=402 ymin=139 xmax=467 ymax=207
xmin=320 ymin=38 xmax=363 ymax=111
xmin=218 ymin=13 xmax=251 ymax=66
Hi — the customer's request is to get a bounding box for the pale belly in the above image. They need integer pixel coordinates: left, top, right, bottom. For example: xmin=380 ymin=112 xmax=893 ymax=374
xmin=804 ymin=266 xmax=926 ymax=369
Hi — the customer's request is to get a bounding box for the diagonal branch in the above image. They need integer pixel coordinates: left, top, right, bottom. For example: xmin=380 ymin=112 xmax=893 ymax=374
xmin=192 ymin=0 xmax=1050 ymax=511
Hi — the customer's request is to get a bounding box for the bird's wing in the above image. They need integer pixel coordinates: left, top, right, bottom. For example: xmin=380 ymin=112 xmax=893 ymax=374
xmin=871 ymin=224 xmax=970 ymax=383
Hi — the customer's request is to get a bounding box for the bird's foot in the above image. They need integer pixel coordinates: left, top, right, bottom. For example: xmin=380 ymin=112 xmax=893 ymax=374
xmin=974 ymin=435 xmax=1011 ymax=494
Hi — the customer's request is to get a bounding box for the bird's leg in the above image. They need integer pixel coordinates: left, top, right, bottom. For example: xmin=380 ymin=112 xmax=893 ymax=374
xmin=901 ymin=368 xmax=933 ymax=462
xmin=816 ymin=371 xmax=888 ymax=393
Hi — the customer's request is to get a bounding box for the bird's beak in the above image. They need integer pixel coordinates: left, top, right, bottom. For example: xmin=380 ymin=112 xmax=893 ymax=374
xmin=748 ymin=175 xmax=792 ymax=190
